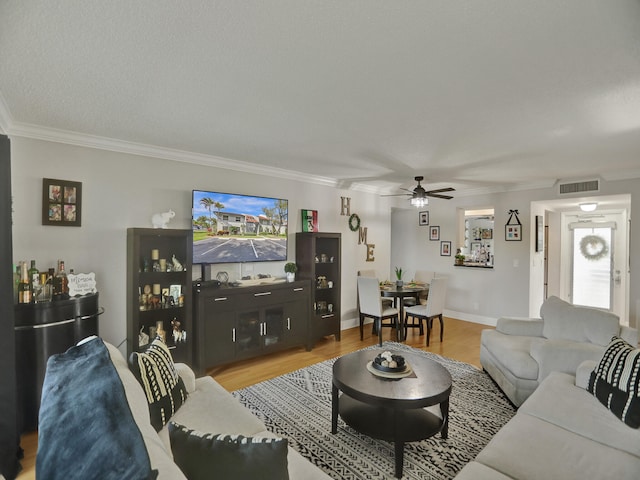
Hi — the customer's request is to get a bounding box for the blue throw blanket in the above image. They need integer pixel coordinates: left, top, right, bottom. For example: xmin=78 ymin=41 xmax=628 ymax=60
xmin=36 ymin=337 xmax=157 ymax=480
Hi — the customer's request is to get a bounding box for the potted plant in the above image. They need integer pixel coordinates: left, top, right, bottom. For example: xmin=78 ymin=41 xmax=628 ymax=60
xmin=455 ymin=253 xmax=466 ymax=265
xmin=284 ymin=262 xmax=297 ymax=282
xmin=394 ymin=267 xmax=404 ymax=288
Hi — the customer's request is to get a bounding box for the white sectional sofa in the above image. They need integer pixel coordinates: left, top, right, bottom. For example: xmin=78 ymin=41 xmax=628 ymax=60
xmin=455 ymin=360 xmax=640 ymax=479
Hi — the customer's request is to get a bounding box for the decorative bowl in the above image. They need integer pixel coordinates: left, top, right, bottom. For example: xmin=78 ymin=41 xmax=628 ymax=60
xmin=372 ymin=351 xmax=406 ymax=373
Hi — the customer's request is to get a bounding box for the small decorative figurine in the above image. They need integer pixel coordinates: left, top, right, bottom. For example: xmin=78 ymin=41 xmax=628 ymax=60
xmin=138 ymin=327 xmax=149 ymax=347
xmin=151 ymin=209 xmax=175 ymax=229
xmin=171 ymin=254 xmax=183 ymax=272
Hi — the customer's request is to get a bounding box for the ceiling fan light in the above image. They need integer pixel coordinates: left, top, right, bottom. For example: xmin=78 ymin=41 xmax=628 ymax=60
xmin=410 ymin=196 xmax=428 ymax=207
xmin=579 ymin=202 xmax=597 ymax=212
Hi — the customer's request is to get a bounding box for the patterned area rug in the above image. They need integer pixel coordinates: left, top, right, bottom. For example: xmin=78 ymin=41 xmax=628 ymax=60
xmin=233 ymin=342 xmax=516 ymax=479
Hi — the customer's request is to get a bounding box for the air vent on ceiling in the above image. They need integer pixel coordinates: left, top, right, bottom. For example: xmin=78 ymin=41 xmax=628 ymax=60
xmin=558 ymin=179 xmax=600 ymax=195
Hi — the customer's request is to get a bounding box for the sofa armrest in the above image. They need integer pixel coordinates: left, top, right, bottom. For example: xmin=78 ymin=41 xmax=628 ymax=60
xmin=174 ymin=363 xmax=196 ymax=394
xmin=575 ymin=360 xmax=598 ymax=390
xmin=530 ymin=339 xmax=604 ymax=382
xmin=620 ymin=326 xmax=639 ymax=346
xmin=496 ymin=317 xmax=544 ymax=337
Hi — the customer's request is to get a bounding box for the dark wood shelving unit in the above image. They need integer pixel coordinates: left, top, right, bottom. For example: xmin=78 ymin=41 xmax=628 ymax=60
xmin=296 ymin=232 xmax=341 ymax=344
xmin=127 ymin=228 xmax=193 ymax=365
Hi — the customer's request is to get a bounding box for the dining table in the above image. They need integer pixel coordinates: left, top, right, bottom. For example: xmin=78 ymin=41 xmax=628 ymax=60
xmin=380 ymin=283 xmax=428 ymax=341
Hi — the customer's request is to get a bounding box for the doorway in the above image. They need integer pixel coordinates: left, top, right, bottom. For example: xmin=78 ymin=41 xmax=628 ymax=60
xmin=560 ymin=210 xmax=629 ymax=324
xmin=531 ymin=195 xmax=630 ymax=326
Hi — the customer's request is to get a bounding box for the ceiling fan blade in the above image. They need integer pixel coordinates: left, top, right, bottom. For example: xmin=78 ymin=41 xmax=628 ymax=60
xmin=381 ymin=193 xmax=411 ymax=197
xmin=425 ymin=187 xmax=456 ymax=194
xmin=426 ymin=192 xmax=454 ymax=199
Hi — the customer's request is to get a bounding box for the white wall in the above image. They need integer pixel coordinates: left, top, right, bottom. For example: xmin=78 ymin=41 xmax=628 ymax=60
xmin=10 ymin=137 xmax=393 ymax=353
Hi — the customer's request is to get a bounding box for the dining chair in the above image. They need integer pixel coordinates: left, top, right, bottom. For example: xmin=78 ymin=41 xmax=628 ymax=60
xmin=403 ymin=277 xmax=448 ymax=346
xmin=357 ymin=276 xmax=399 ymax=346
xmin=358 ymin=270 xmax=394 ymax=308
xmin=403 ymin=270 xmax=435 ymax=308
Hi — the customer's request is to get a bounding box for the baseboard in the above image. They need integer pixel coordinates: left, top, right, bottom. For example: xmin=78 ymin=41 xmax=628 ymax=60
xmin=444 ymin=310 xmax=497 ymax=327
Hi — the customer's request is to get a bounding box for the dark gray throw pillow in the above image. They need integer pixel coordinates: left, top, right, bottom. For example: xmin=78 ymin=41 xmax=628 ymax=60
xmin=168 ymin=422 xmax=289 ymax=480
xmin=588 ymin=336 xmax=640 ymax=428
xmin=129 ymin=337 xmax=188 ymax=431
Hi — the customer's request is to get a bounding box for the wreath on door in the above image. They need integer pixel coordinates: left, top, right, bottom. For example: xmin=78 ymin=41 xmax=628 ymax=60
xmin=579 ymin=235 xmax=609 ymax=261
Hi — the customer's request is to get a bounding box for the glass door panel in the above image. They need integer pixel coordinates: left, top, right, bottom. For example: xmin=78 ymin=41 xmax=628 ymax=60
xmin=571 ymin=227 xmax=612 ymax=310
xmin=264 ymin=306 xmax=284 ymax=347
xmin=236 ymin=311 xmax=261 ymax=352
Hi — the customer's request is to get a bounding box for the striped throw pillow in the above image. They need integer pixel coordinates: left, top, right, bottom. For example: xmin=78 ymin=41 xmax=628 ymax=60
xmin=588 ymin=336 xmax=640 ymax=428
xmin=129 ymin=337 xmax=188 ymax=431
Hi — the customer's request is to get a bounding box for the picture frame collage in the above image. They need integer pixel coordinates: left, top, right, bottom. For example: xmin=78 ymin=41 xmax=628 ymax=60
xmin=42 ymin=178 xmax=82 ymax=227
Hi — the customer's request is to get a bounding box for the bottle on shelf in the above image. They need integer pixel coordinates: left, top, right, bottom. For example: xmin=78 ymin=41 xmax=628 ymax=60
xmin=53 ymin=260 xmax=69 ymax=300
xmin=18 ymin=262 xmax=32 ymax=304
xmin=45 ymin=268 xmax=55 ymax=301
xmin=28 ymin=260 xmax=40 ymax=298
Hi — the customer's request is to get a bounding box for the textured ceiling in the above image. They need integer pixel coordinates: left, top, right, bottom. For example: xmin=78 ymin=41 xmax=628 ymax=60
xmin=1 ymin=1 xmax=640 ymax=196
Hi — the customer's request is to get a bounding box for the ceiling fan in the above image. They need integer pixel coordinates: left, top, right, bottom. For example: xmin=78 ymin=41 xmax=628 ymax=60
xmin=383 ymin=176 xmax=455 ymax=207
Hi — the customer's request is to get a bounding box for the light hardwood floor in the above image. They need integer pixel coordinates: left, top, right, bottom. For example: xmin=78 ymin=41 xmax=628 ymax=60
xmin=17 ymin=317 xmax=489 ymax=479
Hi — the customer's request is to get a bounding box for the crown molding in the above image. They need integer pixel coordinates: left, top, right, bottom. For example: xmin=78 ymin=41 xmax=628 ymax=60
xmin=6 ymin=121 xmax=339 ymax=188
xmin=5 ymin=116 xmax=639 ymax=197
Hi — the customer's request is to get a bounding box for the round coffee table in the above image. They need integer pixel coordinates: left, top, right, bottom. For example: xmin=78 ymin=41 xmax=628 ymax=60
xmin=331 ymin=349 xmax=452 ymax=478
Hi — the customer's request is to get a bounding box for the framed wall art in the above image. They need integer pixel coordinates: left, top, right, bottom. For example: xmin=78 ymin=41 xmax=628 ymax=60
xmin=419 ymin=211 xmax=429 ymax=226
xmin=429 ymin=226 xmax=440 ymax=241
xmin=505 ymin=224 xmax=521 ymax=241
xmin=505 ymin=209 xmax=522 ymax=241
xmin=301 ymin=209 xmax=318 ymax=232
xmin=440 ymin=241 xmax=451 ymax=256
xmin=42 ymin=178 xmax=82 ymax=226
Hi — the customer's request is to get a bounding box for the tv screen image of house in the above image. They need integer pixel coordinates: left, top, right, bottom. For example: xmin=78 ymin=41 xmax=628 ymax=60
xmin=192 ymin=190 xmax=288 ymax=264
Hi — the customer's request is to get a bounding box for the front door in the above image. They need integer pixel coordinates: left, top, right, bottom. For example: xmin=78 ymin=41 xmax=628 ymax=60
xmin=568 ymin=211 xmax=627 ymax=323
xmin=571 ymin=225 xmax=614 ymax=310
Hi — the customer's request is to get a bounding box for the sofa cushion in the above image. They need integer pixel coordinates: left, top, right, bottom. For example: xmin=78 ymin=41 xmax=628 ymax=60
xmin=475 ymin=412 xmax=640 ymax=480
xmin=166 ymin=376 xmax=266 ymax=437
xmin=588 ymin=337 xmax=640 ymax=428
xmin=37 ymin=337 xmax=158 ymax=480
xmin=530 ymin=338 xmax=604 ymax=381
xmin=521 ymin=372 xmax=640 ymax=458
xmin=168 ymin=423 xmax=289 ymax=480
xmin=129 ymin=337 xmax=189 ymax=431
xmin=481 ymin=330 xmax=538 ymax=380
xmin=541 ymin=296 xmax=619 ymax=346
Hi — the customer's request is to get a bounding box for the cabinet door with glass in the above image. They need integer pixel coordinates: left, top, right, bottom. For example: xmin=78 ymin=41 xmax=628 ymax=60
xmin=296 ymin=232 xmax=341 ymax=343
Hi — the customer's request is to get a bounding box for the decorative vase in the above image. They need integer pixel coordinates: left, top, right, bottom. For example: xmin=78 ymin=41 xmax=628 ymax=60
xmin=396 ymin=280 xmax=403 ymax=288
xmin=286 ymin=272 xmax=295 ymax=283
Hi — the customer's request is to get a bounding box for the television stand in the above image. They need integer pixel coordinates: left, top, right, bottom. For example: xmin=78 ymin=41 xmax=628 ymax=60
xmin=192 ymin=279 xmax=312 ymax=374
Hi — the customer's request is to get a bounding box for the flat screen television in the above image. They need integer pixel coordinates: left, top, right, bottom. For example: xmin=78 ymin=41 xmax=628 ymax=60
xmin=192 ymin=190 xmax=288 ymax=264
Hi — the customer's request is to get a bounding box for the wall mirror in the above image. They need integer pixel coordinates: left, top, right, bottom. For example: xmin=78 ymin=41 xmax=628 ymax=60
xmin=458 ymin=208 xmax=495 ymax=267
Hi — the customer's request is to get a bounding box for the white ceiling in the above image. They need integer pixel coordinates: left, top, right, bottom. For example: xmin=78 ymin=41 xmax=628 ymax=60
xmin=2 ymin=1 xmax=640 ymax=196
